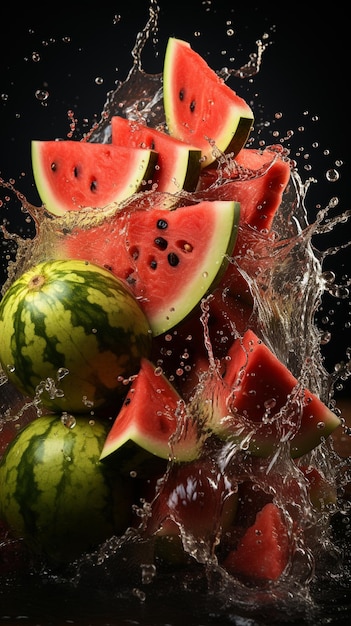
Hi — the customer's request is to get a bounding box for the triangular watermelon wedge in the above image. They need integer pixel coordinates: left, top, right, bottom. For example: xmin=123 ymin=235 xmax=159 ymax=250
xmin=223 ymin=502 xmax=290 ymax=581
xmin=197 ymin=146 xmax=292 ymax=303
xmin=52 ymin=197 xmax=241 ymax=336
xmin=191 ymin=329 xmax=341 ymax=457
xmin=111 ymin=116 xmax=202 ymax=193
xmin=100 ymin=358 xmax=201 ymax=463
xmin=31 ymin=140 xmax=158 ymax=216
xmin=163 ymin=38 xmax=254 ymax=168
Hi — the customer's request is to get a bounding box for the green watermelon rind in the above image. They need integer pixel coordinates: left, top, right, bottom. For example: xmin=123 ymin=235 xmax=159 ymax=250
xmin=0 ymin=414 xmax=132 ymax=563
xmin=196 ymin=330 xmax=342 ymax=458
xmin=163 ymin=38 xmax=254 ymax=167
xmin=100 ymin=358 xmax=202 ymax=464
xmin=111 ymin=116 xmax=202 ymax=194
xmin=31 ymin=140 xmax=158 ymax=216
xmin=0 ymin=259 xmax=152 ymax=412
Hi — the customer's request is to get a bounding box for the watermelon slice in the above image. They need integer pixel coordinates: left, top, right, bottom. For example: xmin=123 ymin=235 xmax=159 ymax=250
xmin=31 ymin=140 xmax=158 ymax=216
xmin=53 ymin=198 xmax=241 ymax=336
xmin=163 ymin=38 xmax=254 ymax=168
xmin=223 ymin=503 xmax=290 ymax=581
xmin=196 ymin=329 xmax=341 ymax=457
xmin=198 ymin=146 xmax=292 ymax=303
xmin=198 ymin=146 xmax=292 ymax=231
xmin=145 ymin=457 xmax=238 ymax=539
xmin=100 ymin=358 xmax=201 ymax=464
xmin=111 ymin=116 xmax=201 ymax=193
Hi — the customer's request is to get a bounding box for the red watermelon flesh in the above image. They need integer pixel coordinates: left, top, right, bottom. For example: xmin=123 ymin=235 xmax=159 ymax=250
xmin=197 ymin=146 xmax=292 ymax=304
xmin=163 ymin=38 xmax=254 ymax=168
xmin=111 ymin=116 xmax=201 ymax=193
xmin=199 ymin=329 xmax=341 ymax=457
xmin=100 ymin=358 xmax=201 ymax=463
xmin=31 ymin=140 xmax=158 ymax=216
xmin=198 ymin=146 xmax=292 ymax=232
xmin=223 ymin=502 xmax=290 ymax=581
xmin=145 ymin=457 xmax=238 ymax=540
xmin=54 ymin=197 xmax=240 ymax=336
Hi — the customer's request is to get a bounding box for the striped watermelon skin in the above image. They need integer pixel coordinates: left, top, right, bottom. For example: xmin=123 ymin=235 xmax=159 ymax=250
xmin=0 ymin=415 xmax=133 ymax=564
xmin=0 ymin=259 xmax=152 ymax=412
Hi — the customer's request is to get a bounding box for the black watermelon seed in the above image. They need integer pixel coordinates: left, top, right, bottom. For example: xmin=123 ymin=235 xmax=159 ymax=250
xmin=190 ymin=100 xmax=196 ymax=113
xmin=179 ymin=89 xmax=185 ymax=101
xmin=156 ymin=219 xmax=168 ymax=230
xmin=154 ymin=237 xmax=168 ymax=250
xmin=150 ymin=259 xmax=158 ymax=269
xmin=51 ymin=162 xmax=57 ymax=172
xmin=73 ymin=166 xmax=79 ymax=177
xmin=168 ymin=252 xmax=180 ymax=267
xmin=90 ymin=180 xmax=98 ymax=192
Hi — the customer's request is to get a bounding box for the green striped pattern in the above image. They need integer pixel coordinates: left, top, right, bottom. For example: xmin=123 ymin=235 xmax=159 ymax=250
xmin=0 ymin=415 xmax=132 ymax=563
xmin=0 ymin=259 xmax=152 ymax=412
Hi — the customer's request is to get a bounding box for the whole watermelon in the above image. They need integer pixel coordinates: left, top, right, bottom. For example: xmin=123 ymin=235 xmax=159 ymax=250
xmin=0 ymin=414 xmax=134 ymax=564
xmin=0 ymin=259 xmax=152 ymax=412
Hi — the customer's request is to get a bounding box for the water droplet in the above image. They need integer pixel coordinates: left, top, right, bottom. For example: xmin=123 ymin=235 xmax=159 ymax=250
xmin=140 ymin=563 xmax=157 ymax=584
xmin=326 ymin=169 xmax=340 ymax=182
xmin=320 ymin=331 xmax=331 ymax=345
xmin=61 ymin=413 xmax=76 ymax=429
xmin=264 ymin=397 xmax=277 ymax=410
xmin=35 ymin=89 xmax=49 ymax=102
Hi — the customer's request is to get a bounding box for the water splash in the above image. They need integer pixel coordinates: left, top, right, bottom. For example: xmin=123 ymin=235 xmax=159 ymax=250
xmin=0 ymin=5 xmax=351 ymax=622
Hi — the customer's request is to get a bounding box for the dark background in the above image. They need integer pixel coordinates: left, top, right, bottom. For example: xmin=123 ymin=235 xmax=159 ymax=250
xmin=0 ymin=0 xmax=350 ymax=396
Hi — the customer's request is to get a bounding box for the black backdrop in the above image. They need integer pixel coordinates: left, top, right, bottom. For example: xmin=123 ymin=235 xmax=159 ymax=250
xmin=0 ymin=0 xmax=350 ymax=396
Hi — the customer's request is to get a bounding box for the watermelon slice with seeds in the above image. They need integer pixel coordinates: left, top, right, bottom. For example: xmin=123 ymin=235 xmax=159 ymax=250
xmin=31 ymin=140 xmax=158 ymax=216
xmin=111 ymin=116 xmax=202 ymax=193
xmin=163 ymin=37 xmax=254 ymax=168
xmin=100 ymin=358 xmax=201 ymax=465
xmin=51 ymin=197 xmax=241 ymax=336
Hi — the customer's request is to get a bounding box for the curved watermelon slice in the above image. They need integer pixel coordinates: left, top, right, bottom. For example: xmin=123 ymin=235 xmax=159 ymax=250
xmin=54 ymin=198 xmax=241 ymax=336
xmin=193 ymin=329 xmax=341 ymax=457
xmin=100 ymin=358 xmax=201 ymax=463
xmin=111 ymin=116 xmax=201 ymax=193
xmin=163 ymin=38 xmax=254 ymax=168
xmin=31 ymin=140 xmax=158 ymax=216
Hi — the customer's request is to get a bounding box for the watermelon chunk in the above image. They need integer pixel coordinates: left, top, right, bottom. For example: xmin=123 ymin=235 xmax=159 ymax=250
xmin=53 ymin=198 xmax=241 ymax=336
xmin=31 ymin=140 xmax=158 ymax=216
xmin=100 ymin=358 xmax=201 ymax=464
xmin=198 ymin=146 xmax=292 ymax=232
xmin=198 ymin=146 xmax=292 ymax=303
xmin=223 ymin=503 xmax=290 ymax=581
xmin=111 ymin=116 xmax=201 ymax=193
xmin=198 ymin=329 xmax=341 ymax=457
xmin=145 ymin=457 xmax=238 ymax=540
xmin=163 ymin=38 xmax=254 ymax=168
